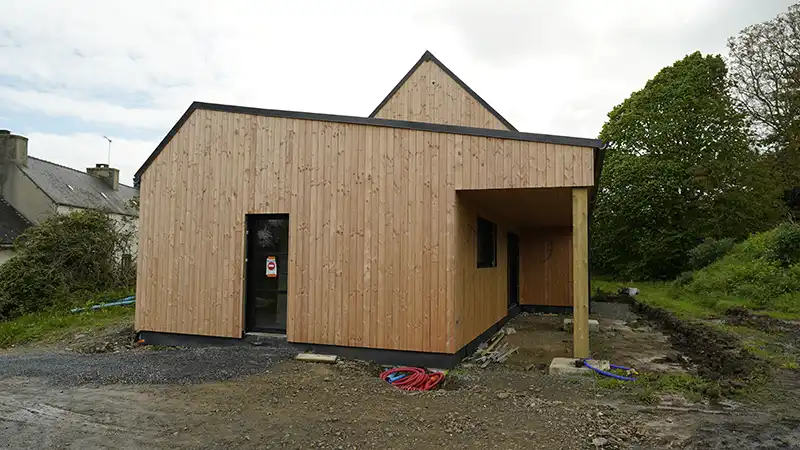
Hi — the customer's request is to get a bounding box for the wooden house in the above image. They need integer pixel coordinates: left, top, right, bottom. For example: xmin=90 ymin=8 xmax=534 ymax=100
xmin=134 ymin=51 xmax=604 ymax=366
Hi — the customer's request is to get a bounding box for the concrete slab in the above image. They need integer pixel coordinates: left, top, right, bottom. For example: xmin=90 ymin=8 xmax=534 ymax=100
xmin=563 ymin=318 xmax=600 ymax=332
xmin=549 ymin=357 xmax=610 ymax=376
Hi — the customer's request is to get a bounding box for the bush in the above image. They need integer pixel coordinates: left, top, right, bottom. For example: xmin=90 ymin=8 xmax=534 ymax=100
xmin=682 ymin=223 xmax=800 ymax=314
xmin=771 ymin=222 xmax=800 ymax=266
xmin=0 ymin=210 xmax=136 ymax=320
xmin=688 ymin=238 xmax=735 ymax=270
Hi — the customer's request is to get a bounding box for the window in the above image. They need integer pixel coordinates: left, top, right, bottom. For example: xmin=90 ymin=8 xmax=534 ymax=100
xmin=476 ymin=217 xmax=496 ymax=268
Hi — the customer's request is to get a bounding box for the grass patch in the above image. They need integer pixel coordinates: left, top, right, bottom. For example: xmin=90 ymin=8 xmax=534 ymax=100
xmin=595 ymin=371 xmax=721 ymax=403
xmin=594 ymin=279 xmax=717 ymax=319
xmin=0 ymin=288 xmax=135 ymax=348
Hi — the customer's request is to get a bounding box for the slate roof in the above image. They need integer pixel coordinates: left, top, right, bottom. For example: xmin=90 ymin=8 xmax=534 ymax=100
xmin=0 ymin=198 xmax=31 ymax=246
xmin=21 ymin=157 xmax=138 ymax=216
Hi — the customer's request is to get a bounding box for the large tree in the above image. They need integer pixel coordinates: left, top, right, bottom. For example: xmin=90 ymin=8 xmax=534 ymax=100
xmin=727 ymin=3 xmax=800 ymax=189
xmin=592 ymin=52 xmax=785 ymax=280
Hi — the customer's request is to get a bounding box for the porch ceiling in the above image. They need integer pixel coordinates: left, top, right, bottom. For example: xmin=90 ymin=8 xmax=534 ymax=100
xmin=458 ymin=187 xmax=573 ymax=229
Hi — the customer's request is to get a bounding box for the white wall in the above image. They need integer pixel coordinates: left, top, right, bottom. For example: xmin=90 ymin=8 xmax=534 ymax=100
xmin=2 ymin=166 xmax=57 ymax=224
xmin=0 ymin=248 xmax=15 ymax=266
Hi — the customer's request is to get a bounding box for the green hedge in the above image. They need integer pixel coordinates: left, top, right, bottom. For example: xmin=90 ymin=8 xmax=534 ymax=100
xmin=0 ymin=210 xmax=136 ymax=320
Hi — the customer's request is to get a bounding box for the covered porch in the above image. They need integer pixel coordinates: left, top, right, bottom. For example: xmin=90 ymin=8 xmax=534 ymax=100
xmin=455 ymin=186 xmax=590 ymax=358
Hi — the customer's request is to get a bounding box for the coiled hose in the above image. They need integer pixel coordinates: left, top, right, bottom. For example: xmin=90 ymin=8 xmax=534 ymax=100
xmin=380 ymin=367 xmax=445 ymax=391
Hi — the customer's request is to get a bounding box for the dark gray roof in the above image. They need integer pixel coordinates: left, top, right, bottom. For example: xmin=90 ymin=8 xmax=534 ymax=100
xmin=0 ymin=198 xmax=31 ymax=246
xmin=21 ymin=157 xmax=138 ymax=216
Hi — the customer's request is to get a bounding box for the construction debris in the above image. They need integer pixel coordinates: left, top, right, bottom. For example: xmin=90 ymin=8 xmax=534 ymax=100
xmin=465 ymin=329 xmax=519 ymax=368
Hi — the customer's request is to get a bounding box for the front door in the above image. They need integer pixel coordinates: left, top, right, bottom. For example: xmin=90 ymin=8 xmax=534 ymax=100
xmin=246 ymin=214 xmax=289 ymax=332
xmin=507 ymin=232 xmax=520 ymax=309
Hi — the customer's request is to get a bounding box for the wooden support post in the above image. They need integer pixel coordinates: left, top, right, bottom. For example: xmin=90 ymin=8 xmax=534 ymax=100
xmin=572 ymin=188 xmax=590 ymax=358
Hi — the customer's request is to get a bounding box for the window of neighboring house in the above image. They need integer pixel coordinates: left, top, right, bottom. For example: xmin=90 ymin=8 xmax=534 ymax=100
xmin=476 ymin=217 xmax=496 ymax=268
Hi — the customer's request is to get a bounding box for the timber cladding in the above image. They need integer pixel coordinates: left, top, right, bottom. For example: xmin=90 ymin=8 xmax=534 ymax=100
xmin=372 ymin=59 xmax=512 ymax=131
xmin=134 ymin=107 xmax=596 ymax=353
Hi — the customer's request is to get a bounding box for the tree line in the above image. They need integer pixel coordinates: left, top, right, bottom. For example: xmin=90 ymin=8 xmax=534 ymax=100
xmin=592 ymin=4 xmax=800 ymax=280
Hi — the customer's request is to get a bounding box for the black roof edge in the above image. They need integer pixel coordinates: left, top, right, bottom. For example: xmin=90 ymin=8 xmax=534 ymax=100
xmin=368 ymin=50 xmax=518 ymax=132
xmin=134 ymin=101 xmax=603 ymax=186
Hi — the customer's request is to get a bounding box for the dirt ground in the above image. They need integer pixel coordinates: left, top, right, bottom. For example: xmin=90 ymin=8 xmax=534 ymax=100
xmin=1 ymin=304 xmax=799 ymax=449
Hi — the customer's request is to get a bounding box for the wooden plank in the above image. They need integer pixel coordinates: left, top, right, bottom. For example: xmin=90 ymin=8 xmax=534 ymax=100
xmin=356 ymin=125 xmax=368 ymax=347
xmin=333 ymin=125 xmax=344 ymax=345
xmin=376 ymin=127 xmax=387 ymax=349
xmin=295 ymin=353 xmax=338 ymax=363
xmin=572 ymin=187 xmax=590 ymax=358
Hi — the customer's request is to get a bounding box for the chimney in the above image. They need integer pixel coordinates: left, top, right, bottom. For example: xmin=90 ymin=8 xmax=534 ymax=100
xmin=0 ymin=130 xmax=28 ymax=167
xmin=87 ymin=163 xmax=120 ymax=191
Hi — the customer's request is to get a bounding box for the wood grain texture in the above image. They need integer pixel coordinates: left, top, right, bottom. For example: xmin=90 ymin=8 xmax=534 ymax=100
xmin=373 ymin=60 xmax=511 ymax=130
xmin=519 ymin=228 xmax=573 ymax=307
xmin=135 ymin=108 xmax=595 ymax=353
xmin=453 ymin=195 xmax=510 ymax=350
xmin=572 ymin=188 xmax=590 ymax=358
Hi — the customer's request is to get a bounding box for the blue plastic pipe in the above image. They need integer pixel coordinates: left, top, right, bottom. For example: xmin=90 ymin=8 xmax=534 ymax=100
xmin=583 ymin=360 xmax=637 ymax=381
xmin=70 ymin=296 xmax=135 ymax=313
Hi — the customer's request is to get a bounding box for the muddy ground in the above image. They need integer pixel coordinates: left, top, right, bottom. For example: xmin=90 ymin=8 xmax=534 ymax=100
xmin=1 ymin=304 xmax=799 ymax=449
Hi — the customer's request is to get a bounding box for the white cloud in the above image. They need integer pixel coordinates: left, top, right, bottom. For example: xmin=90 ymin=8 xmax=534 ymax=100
xmin=25 ymin=132 xmax=157 ymax=186
xmin=0 ymin=0 xmax=796 ymax=171
xmin=0 ymin=88 xmax=176 ymax=129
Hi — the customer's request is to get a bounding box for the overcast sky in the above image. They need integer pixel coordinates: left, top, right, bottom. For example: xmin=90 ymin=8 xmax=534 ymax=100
xmin=0 ymin=0 xmax=795 ymax=185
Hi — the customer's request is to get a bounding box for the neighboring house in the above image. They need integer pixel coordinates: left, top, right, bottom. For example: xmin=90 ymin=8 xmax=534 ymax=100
xmin=0 ymin=197 xmax=32 ymax=264
xmin=134 ymin=51 xmax=604 ymax=367
xmin=0 ymin=130 xmax=139 ymax=260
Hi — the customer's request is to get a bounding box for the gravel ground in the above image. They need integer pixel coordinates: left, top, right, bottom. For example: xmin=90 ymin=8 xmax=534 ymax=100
xmin=0 ymin=346 xmax=293 ymax=385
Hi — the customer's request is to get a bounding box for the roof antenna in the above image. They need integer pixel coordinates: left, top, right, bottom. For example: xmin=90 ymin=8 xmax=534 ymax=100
xmin=102 ymin=136 xmax=112 ymax=166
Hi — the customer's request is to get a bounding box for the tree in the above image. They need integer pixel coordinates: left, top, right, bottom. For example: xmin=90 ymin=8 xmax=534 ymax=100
xmin=592 ymin=52 xmax=786 ymax=280
xmin=727 ymin=3 xmax=800 ymax=189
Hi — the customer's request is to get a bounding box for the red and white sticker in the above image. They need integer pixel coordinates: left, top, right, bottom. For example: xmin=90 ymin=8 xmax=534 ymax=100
xmin=266 ymin=256 xmax=277 ymax=278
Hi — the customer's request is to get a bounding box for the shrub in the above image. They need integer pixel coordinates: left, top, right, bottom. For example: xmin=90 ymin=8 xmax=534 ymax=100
xmin=682 ymin=223 xmax=800 ymax=313
xmin=688 ymin=238 xmax=735 ymax=270
xmin=771 ymin=222 xmax=800 ymax=266
xmin=0 ymin=210 xmax=136 ymax=320
xmin=674 ymin=271 xmax=694 ymax=286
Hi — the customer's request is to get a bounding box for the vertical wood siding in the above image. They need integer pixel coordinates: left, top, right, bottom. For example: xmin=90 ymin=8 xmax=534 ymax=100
xmin=454 ymin=197 xmax=509 ymax=349
xmin=520 ymin=228 xmax=573 ymax=307
xmin=135 ymin=108 xmax=594 ymax=353
xmin=373 ymin=60 xmax=511 ymax=131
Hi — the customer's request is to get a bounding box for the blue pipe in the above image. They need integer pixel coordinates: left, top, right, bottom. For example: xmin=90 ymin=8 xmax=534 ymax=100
xmin=583 ymin=360 xmax=637 ymax=381
xmin=70 ymin=296 xmax=135 ymax=313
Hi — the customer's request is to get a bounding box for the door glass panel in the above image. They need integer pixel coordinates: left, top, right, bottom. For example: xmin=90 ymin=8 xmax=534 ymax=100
xmin=247 ymin=215 xmax=289 ymax=332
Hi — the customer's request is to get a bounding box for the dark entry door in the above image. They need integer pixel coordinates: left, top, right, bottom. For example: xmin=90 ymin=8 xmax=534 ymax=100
xmin=507 ymin=232 xmax=520 ymax=309
xmin=246 ymin=215 xmax=289 ymax=332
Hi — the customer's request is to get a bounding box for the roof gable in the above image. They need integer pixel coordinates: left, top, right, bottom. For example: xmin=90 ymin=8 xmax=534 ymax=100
xmin=369 ymin=51 xmax=516 ymax=131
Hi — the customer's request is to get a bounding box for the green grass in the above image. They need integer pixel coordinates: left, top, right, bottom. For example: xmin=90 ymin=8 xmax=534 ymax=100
xmin=0 ymin=289 xmax=135 ymax=348
xmin=594 ymin=371 xmax=719 ymax=404
xmin=593 ymin=279 xmax=717 ymax=319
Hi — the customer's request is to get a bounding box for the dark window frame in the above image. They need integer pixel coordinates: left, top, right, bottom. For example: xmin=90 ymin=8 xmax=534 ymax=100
xmin=476 ymin=216 xmax=497 ymax=268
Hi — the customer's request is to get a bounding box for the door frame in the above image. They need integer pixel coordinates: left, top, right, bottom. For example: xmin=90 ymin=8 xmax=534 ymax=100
xmin=244 ymin=213 xmax=289 ymax=334
xmin=507 ymin=232 xmax=520 ymax=309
